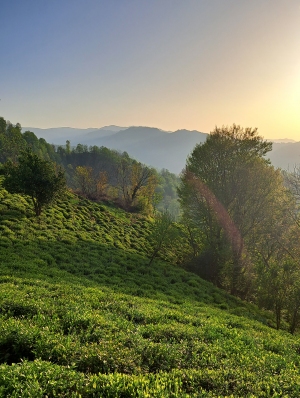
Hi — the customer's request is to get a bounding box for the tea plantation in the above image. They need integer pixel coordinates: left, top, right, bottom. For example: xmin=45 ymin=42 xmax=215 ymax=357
xmin=1 ymin=184 xmax=300 ymax=397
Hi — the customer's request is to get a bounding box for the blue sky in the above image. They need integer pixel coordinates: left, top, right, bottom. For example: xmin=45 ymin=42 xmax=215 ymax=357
xmin=1 ymin=0 xmax=300 ymax=139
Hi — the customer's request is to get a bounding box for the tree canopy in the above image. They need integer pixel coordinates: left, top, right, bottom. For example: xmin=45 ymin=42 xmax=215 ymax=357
xmin=178 ymin=125 xmax=295 ymax=297
xmin=3 ymin=149 xmax=66 ymax=216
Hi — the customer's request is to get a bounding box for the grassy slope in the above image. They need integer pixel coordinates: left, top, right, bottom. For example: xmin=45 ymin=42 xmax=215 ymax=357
xmin=0 ymin=185 xmax=300 ymax=397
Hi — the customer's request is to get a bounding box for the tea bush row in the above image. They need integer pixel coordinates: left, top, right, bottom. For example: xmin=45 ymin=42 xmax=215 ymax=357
xmin=1 ymin=359 xmax=300 ymax=397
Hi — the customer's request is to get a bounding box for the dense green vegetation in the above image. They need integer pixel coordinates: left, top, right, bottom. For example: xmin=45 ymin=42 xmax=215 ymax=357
xmin=0 ymin=117 xmax=180 ymax=216
xmin=1 ymin=179 xmax=300 ymax=396
xmin=2 ymin=117 xmax=300 ymax=396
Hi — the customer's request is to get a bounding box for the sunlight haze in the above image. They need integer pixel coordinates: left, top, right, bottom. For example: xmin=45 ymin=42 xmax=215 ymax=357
xmin=1 ymin=0 xmax=300 ymax=140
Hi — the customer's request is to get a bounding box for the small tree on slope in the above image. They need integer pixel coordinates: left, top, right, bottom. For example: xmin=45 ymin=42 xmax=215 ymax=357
xmin=3 ymin=148 xmax=66 ymax=216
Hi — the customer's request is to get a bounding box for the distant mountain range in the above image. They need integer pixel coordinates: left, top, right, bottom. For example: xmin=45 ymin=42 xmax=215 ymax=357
xmin=23 ymin=125 xmax=300 ymax=174
xmin=269 ymin=142 xmax=300 ymax=171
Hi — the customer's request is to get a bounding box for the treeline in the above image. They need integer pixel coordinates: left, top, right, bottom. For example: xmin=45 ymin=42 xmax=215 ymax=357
xmin=0 ymin=117 xmax=179 ymax=215
xmin=0 ymin=117 xmax=57 ymax=163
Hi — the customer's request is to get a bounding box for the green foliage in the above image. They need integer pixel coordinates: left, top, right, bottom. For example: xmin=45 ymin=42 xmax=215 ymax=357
xmin=148 ymin=210 xmax=180 ymax=266
xmin=179 ymin=124 xmax=296 ymax=298
xmin=1 ymin=133 xmax=300 ymax=396
xmin=0 ymin=118 xmax=27 ymax=163
xmin=1 ymin=276 xmax=300 ymax=396
xmin=3 ymin=149 xmax=66 ymax=216
xmin=156 ymin=168 xmax=181 ymax=218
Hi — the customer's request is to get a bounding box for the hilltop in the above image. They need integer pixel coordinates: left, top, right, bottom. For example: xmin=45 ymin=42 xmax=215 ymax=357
xmin=1 ymin=183 xmax=300 ymax=396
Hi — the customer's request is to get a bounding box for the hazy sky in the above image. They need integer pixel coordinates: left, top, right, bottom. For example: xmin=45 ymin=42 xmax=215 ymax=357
xmin=1 ymin=0 xmax=300 ymax=139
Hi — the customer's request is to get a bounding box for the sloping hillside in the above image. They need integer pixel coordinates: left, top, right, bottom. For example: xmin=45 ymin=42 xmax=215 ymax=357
xmin=1 ymin=185 xmax=300 ymax=397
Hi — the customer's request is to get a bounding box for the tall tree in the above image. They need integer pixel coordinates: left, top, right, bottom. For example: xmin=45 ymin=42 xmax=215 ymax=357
xmin=178 ymin=124 xmax=292 ymax=297
xmin=75 ymin=166 xmax=94 ymax=196
xmin=117 ymin=156 xmax=158 ymax=212
xmin=74 ymin=165 xmax=108 ymax=200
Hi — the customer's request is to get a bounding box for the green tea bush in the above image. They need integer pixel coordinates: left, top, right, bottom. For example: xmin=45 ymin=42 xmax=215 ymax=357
xmin=0 ymin=319 xmax=38 ymax=364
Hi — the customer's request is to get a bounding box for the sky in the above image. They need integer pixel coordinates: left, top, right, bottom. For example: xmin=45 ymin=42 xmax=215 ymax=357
xmin=1 ymin=0 xmax=300 ymax=140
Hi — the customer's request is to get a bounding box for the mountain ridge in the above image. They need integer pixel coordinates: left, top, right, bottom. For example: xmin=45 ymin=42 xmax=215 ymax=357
xmin=22 ymin=125 xmax=300 ymax=173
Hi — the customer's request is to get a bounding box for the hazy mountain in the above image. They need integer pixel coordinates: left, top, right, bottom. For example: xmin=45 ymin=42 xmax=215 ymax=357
xmin=23 ymin=125 xmax=300 ymax=173
xmin=22 ymin=127 xmax=99 ymax=145
xmin=83 ymin=127 xmax=208 ymax=173
xmin=268 ymin=141 xmax=300 ymax=170
xmin=22 ymin=125 xmax=128 ymax=146
xmin=271 ymin=138 xmax=297 ymax=144
xmin=98 ymin=125 xmax=128 ymax=132
xmin=79 ymin=129 xmax=120 ymax=143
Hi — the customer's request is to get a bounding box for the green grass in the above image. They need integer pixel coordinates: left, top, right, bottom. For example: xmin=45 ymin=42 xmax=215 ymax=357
xmin=1 ymin=185 xmax=300 ymax=397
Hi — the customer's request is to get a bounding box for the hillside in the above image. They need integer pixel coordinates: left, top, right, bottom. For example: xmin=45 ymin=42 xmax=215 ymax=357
xmin=1 ymin=185 xmax=300 ymax=396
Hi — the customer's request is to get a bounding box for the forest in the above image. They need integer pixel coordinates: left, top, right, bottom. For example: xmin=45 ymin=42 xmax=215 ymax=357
xmin=1 ymin=116 xmax=300 ymax=396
